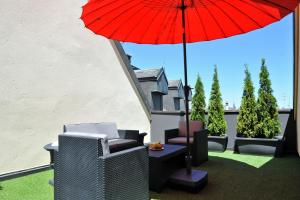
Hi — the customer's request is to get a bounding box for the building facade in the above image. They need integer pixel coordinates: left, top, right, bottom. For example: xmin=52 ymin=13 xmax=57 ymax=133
xmin=164 ymin=80 xmax=184 ymax=111
xmin=134 ymin=68 xmax=168 ymax=111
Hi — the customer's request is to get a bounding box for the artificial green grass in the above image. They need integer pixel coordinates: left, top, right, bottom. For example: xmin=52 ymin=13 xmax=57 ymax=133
xmin=208 ymin=150 xmax=273 ymax=168
xmin=1 ymin=151 xmax=299 ymax=200
xmin=0 ymin=170 xmax=53 ymax=200
xmin=151 ymin=151 xmax=300 ymax=200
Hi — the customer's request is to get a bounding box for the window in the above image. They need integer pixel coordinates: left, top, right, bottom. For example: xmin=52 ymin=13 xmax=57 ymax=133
xmin=152 ymin=93 xmax=163 ymax=111
xmin=174 ymin=98 xmax=180 ymax=110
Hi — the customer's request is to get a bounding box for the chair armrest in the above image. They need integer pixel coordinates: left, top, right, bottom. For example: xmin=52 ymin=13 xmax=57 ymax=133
xmin=44 ymin=143 xmax=59 ymax=167
xmin=165 ymin=129 xmax=179 ymax=144
xmin=192 ymin=129 xmax=208 ymax=165
xmin=44 ymin=143 xmax=58 ymax=152
xmin=118 ymin=130 xmax=146 ymax=145
xmin=99 ymin=146 xmax=147 ymax=159
xmin=193 ymin=129 xmax=208 ymax=144
xmin=118 ymin=129 xmax=139 ymax=140
xmin=98 ymin=146 xmax=149 ymax=199
xmin=138 ymin=132 xmax=147 ymax=146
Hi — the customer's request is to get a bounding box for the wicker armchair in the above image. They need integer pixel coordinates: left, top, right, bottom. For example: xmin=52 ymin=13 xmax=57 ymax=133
xmin=45 ymin=123 xmax=147 ymax=167
xmin=165 ymin=121 xmax=208 ymax=166
xmin=54 ymin=133 xmax=149 ymax=200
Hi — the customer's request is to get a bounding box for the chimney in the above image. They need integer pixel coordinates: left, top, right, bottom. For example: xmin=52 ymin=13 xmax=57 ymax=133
xmin=126 ymin=54 xmax=132 ymax=64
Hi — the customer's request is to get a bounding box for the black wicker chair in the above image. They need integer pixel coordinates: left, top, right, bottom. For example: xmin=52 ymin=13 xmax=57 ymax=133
xmin=53 ymin=133 xmax=149 ymax=200
xmin=165 ymin=121 xmax=208 ymax=166
xmin=45 ymin=123 xmax=147 ymax=167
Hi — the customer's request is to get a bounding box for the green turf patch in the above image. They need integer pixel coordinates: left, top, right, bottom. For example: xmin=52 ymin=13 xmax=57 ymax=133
xmin=1 ymin=151 xmax=299 ymax=200
xmin=0 ymin=170 xmax=53 ymax=200
xmin=208 ymin=150 xmax=273 ymax=168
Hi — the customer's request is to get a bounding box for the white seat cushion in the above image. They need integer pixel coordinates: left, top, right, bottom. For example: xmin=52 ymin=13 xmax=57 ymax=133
xmin=64 ymin=131 xmax=108 ymax=139
xmin=64 ymin=122 xmax=119 ymax=139
xmin=51 ymin=141 xmax=58 ymax=147
xmin=63 ymin=131 xmax=110 ymax=156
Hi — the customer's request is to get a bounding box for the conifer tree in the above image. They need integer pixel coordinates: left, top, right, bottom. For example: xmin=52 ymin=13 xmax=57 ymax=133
xmin=207 ymin=66 xmax=227 ymax=136
xmin=191 ymin=74 xmax=206 ymax=125
xmin=255 ymin=59 xmax=281 ymax=138
xmin=236 ymin=66 xmax=257 ymax=137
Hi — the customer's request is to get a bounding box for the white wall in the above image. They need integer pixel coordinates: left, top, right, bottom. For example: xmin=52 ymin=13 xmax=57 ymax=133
xmin=0 ymin=0 xmax=150 ymax=174
xmin=151 ymin=113 xmax=185 ymax=143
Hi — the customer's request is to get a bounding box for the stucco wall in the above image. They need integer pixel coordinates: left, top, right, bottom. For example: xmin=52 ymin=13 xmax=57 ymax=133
xmin=0 ymin=0 xmax=150 ymax=174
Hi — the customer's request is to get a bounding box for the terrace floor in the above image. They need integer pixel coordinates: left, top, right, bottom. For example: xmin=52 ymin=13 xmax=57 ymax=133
xmin=1 ymin=151 xmax=300 ymax=200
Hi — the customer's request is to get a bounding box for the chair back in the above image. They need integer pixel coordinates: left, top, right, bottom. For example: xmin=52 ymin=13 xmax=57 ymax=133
xmin=57 ymin=135 xmax=102 ymax=199
xmin=64 ymin=122 xmax=119 ymax=139
xmin=178 ymin=120 xmax=203 ymax=137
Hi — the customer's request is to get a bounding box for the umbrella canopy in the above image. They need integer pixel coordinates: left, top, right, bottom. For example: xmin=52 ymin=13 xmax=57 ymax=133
xmin=81 ymin=0 xmax=299 ymax=44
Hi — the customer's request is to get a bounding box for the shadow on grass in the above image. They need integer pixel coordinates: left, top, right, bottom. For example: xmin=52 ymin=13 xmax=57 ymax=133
xmin=150 ymin=154 xmax=300 ymax=200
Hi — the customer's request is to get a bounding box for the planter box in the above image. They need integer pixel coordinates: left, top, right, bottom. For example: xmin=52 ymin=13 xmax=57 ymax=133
xmin=234 ymin=136 xmax=284 ymax=157
xmin=208 ymin=135 xmax=228 ymax=152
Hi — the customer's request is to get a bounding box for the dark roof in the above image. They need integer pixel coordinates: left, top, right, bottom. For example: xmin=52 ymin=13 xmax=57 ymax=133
xmin=168 ymin=80 xmax=182 ymax=89
xmin=112 ymin=41 xmax=151 ymax=118
xmin=134 ymin=68 xmax=164 ymax=80
xmin=131 ymin=65 xmax=140 ymax=70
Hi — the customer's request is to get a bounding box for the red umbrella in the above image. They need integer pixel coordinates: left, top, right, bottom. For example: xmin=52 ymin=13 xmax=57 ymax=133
xmin=81 ymin=0 xmax=300 ymax=176
xmin=81 ymin=0 xmax=299 ymax=44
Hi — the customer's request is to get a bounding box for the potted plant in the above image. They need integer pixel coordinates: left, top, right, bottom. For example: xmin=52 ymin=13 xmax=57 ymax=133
xmin=234 ymin=60 xmax=283 ymax=157
xmin=207 ymin=66 xmax=228 ymax=151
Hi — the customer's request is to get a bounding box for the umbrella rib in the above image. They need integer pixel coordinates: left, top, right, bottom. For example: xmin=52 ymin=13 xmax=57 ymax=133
xmin=93 ymin=2 xmax=143 ymax=36
xmin=185 ymin=7 xmax=192 ymax=42
xmin=262 ymin=0 xmax=294 ymax=12
xmin=84 ymin=0 xmax=138 ymax=28
xmin=198 ymin=1 xmax=227 ymax=38
xmin=193 ymin=2 xmax=209 ymax=40
xmin=168 ymin=8 xmax=180 ymax=44
xmin=122 ymin=7 xmax=156 ymax=42
xmin=221 ymin=0 xmax=263 ymax=28
xmin=206 ymin=0 xmax=245 ymax=33
xmin=142 ymin=0 xmax=175 ymax=9
xmin=138 ymin=7 xmax=170 ymax=43
xmin=154 ymin=8 xmax=177 ymax=44
xmin=82 ymin=0 xmax=132 ymax=19
xmin=107 ymin=4 xmax=150 ymax=39
xmin=239 ymin=0 xmax=279 ymax=20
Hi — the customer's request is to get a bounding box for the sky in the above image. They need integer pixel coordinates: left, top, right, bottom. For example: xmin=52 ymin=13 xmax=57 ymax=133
xmin=121 ymin=13 xmax=294 ymax=109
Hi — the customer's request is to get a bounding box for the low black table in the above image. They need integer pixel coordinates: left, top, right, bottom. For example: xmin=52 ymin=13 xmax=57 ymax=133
xmin=148 ymin=144 xmax=186 ymax=192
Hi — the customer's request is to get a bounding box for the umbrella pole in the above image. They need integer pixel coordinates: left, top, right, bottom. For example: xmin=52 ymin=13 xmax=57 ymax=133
xmin=167 ymin=0 xmax=208 ymax=192
xmin=181 ymin=0 xmax=192 ymax=174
